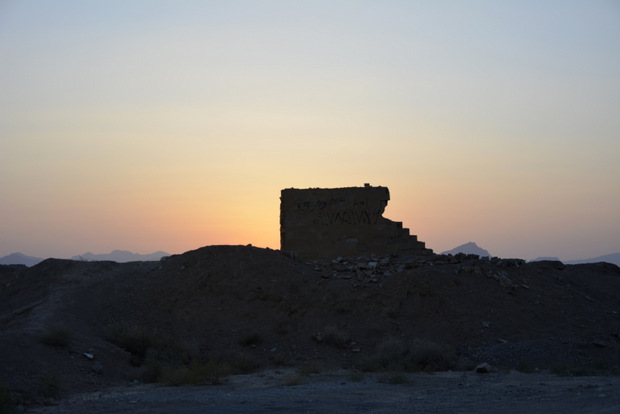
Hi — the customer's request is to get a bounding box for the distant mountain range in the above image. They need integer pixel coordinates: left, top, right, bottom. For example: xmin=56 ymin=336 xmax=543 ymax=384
xmin=442 ymin=243 xmax=620 ymax=267
xmin=0 ymin=250 xmax=170 ymax=266
xmin=72 ymin=250 xmax=170 ymax=262
xmin=1 ymin=246 xmax=618 ymax=267
xmin=0 ymin=252 xmax=44 ymax=267
xmin=564 ymin=253 xmax=620 ymax=267
xmin=441 ymin=242 xmax=491 ymax=258
xmin=529 ymin=253 xmax=620 ymax=267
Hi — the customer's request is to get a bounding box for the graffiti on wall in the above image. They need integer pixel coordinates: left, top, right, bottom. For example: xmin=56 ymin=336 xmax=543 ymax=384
xmin=312 ymin=209 xmax=382 ymax=226
xmin=294 ymin=198 xmax=382 ymax=226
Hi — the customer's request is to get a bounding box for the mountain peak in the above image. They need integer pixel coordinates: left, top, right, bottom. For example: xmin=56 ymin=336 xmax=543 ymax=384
xmin=441 ymin=242 xmax=491 ymax=257
xmin=0 ymin=253 xmax=44 ymax=266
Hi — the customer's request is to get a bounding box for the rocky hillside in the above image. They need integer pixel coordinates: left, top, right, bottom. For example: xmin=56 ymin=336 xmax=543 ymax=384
xmin=1 ymin=245 xmax=619 ymax=405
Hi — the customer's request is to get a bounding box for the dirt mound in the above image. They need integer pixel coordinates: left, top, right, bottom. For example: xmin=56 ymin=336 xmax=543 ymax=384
xmin=1 ymin=245 xmax=619 ymax=405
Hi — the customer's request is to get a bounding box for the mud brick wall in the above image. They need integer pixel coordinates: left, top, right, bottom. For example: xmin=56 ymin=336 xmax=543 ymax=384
xmin=280 ymin=185 xmax=432 ymax=260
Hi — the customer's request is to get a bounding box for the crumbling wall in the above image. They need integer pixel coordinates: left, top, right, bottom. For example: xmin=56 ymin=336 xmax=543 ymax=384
xmin=280 ymin=184 xmax=431 ymax=259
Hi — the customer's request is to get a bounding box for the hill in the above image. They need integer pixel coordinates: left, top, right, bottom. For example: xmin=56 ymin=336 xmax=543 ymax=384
xmin=441 ymin=242 xmax=491 ymax=257
xmin=565 ymin=252 xmax=620 ymax=267
xmin=530 ymin=256 xmax=561 ymax=262
xmin=0 ymin=252 xmax=43 ymax=267
xmin=1 ymin=245 xmax=619 ymax=407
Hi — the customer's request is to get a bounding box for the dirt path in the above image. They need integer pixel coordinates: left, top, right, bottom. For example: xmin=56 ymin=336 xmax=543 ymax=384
xmin=30 ymin=370 xmax=620 ymax=413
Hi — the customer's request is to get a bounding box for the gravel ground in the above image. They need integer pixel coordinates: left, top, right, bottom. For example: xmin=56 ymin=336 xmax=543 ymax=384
xmin=29 ymin=370 xmax=620 ymax=414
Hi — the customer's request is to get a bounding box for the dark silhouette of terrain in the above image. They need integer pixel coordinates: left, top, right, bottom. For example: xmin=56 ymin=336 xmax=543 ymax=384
xmin=3 ymin=248 xmax=619 ymax=267
xmin=1 ymin=245 xmax=619 ymax=409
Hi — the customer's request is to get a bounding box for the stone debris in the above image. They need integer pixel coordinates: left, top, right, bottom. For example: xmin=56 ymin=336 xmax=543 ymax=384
xmin=310 ymin=255 xmax=416 ymax=283
xmin=306 ymin=252 xmax=526 ymax=286
xmin=474 ymin=362 xmax=493 ymax=373
xmin=489 ymin=270 xmax=513 ymax=287
xmin=92 ymin=361 xmax=104 ymax=375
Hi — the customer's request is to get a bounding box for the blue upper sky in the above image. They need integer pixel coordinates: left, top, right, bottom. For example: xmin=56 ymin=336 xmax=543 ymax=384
xmin=1 ymin=1 xmax=619 ymax=260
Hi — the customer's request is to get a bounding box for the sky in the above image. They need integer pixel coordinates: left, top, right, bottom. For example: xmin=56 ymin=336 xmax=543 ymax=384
xmin=1 ymin=0 xmax=619 ymax=262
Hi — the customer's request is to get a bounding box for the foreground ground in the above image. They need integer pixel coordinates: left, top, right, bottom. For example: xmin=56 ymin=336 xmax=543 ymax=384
xmin=29 ymin=370 xmax=620 ymax=414
xmin=1 ymin=245 xmax=619 ymax=411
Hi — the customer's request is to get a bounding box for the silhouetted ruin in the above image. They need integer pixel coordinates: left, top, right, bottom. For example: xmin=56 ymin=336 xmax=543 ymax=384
xmin=280 ymin=184 xmax=432 ymax=259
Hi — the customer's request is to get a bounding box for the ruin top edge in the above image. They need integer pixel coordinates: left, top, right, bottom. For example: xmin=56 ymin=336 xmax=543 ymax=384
xmin=281 ymin=184 xmax=386 ymax=192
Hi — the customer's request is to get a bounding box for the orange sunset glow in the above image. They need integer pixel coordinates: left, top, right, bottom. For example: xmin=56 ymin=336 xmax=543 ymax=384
xmin=1 ymin=1 xmax=619 ymax=262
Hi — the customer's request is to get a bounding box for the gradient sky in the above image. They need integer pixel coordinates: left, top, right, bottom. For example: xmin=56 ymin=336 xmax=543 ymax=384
xmin=1 ymin=0 xmax=619 ymax=261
